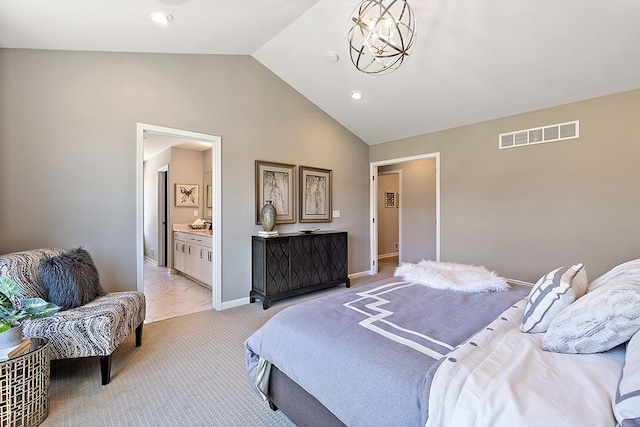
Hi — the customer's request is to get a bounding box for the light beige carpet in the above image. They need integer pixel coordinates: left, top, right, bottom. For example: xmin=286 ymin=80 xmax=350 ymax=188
xmin=44 ymin=304 xmax=293 ymax=426
xmin=42 ymin=267 xmax=394 ymax=427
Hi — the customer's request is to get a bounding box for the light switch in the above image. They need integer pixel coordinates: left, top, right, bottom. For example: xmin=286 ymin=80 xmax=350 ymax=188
xmin=194 ymin=210 xmax=199 ymax=217
xmin=332 ymin=210 xmax=340 ymax=218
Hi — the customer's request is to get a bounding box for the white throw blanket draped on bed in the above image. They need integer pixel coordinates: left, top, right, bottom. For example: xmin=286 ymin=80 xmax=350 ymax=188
xmin=426 ymin=299 xmax=625 ymax=427
xmin=394 ymin=260 xmax=509 ymax=293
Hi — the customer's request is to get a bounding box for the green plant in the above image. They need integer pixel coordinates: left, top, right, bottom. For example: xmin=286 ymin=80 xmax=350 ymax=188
xmin=0 ymin=277 xmax=60 ymax=333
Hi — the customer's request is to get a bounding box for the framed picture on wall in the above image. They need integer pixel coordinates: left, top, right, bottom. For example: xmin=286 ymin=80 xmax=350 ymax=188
xmin=175 ymin=183 xmax=199 ymax=207
xmin=255 ymin=160 xmax=296 ymax=224
xmin=299 ymin=166 xmax=332 ymax=223
xmin=385 ymin=191 xmax=395 ymax=208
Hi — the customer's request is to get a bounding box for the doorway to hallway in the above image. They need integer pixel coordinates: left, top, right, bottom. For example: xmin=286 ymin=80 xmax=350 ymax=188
xmin=370 ymin=153 xmax=440 ymax=274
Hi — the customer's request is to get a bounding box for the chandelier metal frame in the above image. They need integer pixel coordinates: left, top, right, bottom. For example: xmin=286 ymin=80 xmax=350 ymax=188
xmin=348 ymin=0 xmax=416 ymax=75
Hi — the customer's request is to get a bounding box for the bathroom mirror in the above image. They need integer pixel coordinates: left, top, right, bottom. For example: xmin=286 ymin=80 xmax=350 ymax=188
xmin=203 ymin=171 xmax=212 ymax=220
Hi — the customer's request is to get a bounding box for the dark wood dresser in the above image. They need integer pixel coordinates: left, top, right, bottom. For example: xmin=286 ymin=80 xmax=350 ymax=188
xmin=250 ymin=231 xmax=350 ymax=309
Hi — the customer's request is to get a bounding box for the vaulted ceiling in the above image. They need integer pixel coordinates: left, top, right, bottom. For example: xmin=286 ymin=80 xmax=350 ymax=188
xmin=2 ymin=0 xmax=640 ymax=145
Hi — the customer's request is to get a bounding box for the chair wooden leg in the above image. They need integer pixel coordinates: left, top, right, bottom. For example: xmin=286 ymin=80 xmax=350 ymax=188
xmin=135 ymin=323 xmax=143 ymax=347
xmin=100 ymin=355 xmax=112 ymax=385
xmin=100 ymin=324 xmax=142 ymax=385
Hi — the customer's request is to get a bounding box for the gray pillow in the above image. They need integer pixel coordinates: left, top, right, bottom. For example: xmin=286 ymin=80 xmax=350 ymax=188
xmin=38 ymin=247 xmax=105 ymax=310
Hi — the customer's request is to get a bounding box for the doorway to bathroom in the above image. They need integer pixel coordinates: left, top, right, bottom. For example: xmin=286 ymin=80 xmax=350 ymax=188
xmin=136 ymin=123 xmax=222 ymax=322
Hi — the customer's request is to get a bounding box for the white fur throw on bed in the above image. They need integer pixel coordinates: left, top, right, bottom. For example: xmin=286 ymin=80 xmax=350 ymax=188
xmin=394 ymin=260 xmax=509 ymax=293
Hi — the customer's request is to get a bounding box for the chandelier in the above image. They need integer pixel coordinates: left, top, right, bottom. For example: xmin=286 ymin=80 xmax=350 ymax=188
xmin=348 ymin=0 xmax=416 ymax=75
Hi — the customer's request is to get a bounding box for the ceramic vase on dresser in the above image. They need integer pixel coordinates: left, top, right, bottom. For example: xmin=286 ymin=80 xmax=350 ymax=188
xmin=259 ymin=200 xmax=277 ymax=231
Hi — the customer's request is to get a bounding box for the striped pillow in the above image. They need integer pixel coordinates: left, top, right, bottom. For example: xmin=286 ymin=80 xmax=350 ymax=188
xmin=521 ymin=264 xmax=588 ymax=334
xmin=614 ymin=331 xmax=640 ymax=426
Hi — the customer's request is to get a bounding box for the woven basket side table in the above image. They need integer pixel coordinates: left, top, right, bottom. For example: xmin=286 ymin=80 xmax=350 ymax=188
xmin=0 ymin=338 xmax=50 ymax=427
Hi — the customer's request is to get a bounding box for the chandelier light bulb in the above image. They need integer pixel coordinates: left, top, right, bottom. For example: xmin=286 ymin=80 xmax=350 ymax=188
xmin=347 ymin=0 xmax=416 ymax=75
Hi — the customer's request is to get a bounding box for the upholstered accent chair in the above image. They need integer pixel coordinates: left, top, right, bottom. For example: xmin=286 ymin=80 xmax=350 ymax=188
xmin=0 ymin=248 xmax=146 ymax=385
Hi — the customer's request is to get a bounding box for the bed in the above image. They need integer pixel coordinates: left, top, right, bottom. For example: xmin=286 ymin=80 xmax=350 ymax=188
xmin=245 ymin=260 xmax=640 ymax=427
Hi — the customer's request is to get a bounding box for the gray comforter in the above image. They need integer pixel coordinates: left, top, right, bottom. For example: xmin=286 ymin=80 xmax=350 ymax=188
xmin=245 ymin=277 xmax=531 ymax=427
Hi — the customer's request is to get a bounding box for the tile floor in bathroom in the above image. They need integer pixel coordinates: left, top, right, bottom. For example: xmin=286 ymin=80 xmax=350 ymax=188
xmin=143 ymin=259 xmax=211 ymax=323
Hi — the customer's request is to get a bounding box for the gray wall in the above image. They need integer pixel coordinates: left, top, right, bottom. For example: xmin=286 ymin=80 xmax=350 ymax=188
xmin=370 ymin=89 xmax=640 ymax=282
xmin=0 ymin=49 xmax=370 ymax=301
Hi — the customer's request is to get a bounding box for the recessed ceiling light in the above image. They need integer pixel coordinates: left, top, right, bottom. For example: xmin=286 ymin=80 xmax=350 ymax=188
xmin=325 ymin=51 xmax=339 ymax=63
xmin=149 ymin=12 xmax=173 ymax=25
xmin=351 ymin=91 xmax=363 ymax=100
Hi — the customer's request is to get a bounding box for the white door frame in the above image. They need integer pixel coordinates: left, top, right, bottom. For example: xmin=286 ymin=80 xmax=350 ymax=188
xmin=370 ymin=152 xmax=440 ymax=274
xmin=136 ymin=123 xmax=223 ymax=310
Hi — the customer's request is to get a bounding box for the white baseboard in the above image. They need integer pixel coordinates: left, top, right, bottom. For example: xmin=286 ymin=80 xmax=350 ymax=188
xmin=144 ymin=255 xmax=157 ymax=264
xmin=228 ymin=272 xmax=370 ymax=309
xmin=220 ymin=297 xmax=250 ymax=310
xmin=378 ymin=252 xmax=399 ymax=259
xmin=348 ymin=270 xmax=372 ymax=279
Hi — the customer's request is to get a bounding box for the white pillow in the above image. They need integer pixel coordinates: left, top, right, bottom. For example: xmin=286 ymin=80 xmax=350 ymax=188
xmin=614 ymin=331 xmax=640 ymax=426
xmin=521 ymin=264 xmax=587 ymax=334
xmin=542 ymin=281 xmax=640 ymax=354
xmin=588 ymin=258 xmax=640 ymax=293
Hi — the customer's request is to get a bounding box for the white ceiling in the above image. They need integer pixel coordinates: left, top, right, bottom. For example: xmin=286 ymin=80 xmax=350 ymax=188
xmin=2 ymin=0 xmax=640 ymax=145
xmin=142 ymin=132 xmax=211 ymax=161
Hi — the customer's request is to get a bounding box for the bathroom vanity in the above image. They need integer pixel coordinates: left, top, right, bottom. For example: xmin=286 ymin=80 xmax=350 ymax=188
xmin=173 ymin=226 xmax=213 ymax=288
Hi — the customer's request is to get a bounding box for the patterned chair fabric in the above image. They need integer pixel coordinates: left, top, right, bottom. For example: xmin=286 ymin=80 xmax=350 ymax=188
xmin=0 ymin=248 xmax=146 ymax=384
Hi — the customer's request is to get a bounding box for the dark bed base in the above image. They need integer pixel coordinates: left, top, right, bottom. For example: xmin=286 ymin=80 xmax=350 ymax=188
xmin=269 ymin=365 xmax=346 ymax=427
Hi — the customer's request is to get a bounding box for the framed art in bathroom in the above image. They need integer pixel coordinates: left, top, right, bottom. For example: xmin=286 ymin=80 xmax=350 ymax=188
xmin=175 ymin=183 xmax=199 ymax=207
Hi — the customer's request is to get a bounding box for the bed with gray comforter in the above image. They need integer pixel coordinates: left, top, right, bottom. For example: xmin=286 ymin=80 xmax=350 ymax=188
xmin=245 ymin=277 xmax=531 ymax=427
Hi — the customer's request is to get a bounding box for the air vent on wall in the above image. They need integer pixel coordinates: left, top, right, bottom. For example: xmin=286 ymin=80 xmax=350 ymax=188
xmin=499 ymin=120 xmax=579 ymax=149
